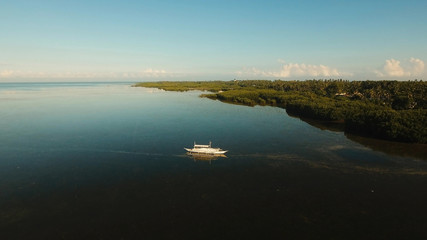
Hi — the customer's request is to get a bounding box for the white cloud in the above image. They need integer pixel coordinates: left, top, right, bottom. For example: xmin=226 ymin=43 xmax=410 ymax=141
xmin=375 ymin=58 xmax=424 ymax=78
xmin=236 ymin=61 xmax=348 ymax=79
xmin=409 ymin=57 xmax=425 ymax=75
xmin=138 ymin=68 xmax=169 ymax=78
xmin=377 ymin=59 xmax=406 ymax=77
xmin=279 ymin=63 xmax=341 ymax=78
xmin=0 ymin=70 xmax=14 ymax=78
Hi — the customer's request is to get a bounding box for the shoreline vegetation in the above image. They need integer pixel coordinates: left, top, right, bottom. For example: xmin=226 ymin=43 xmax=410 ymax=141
xmin=134 ymin=80 xmax=427 ymax=144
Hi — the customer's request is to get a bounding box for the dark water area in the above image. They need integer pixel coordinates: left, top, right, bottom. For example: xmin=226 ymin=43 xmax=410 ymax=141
xmin=1 ymin=82 xmax=426 ymax=239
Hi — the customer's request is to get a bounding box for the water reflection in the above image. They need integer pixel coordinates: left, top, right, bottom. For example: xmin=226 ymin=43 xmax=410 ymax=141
xmin=296 ymin=117 xmax=345 ymax=132
xmin=186 ymin=153 xmax=227 ymax=163
xmin=345 ymin=134 xmax=427 ymax=161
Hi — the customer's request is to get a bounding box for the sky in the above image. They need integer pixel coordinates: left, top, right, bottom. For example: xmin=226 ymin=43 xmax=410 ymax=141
xmin=1 ymin=0 xmax=426 ymax=81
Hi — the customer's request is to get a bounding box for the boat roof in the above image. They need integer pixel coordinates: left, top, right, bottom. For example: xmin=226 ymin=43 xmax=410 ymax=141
xmin=194 ymin=144 xmax=210 ymax=148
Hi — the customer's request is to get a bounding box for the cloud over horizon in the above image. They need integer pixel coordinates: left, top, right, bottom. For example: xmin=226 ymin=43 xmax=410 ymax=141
xmin=0 ymin=70 xmax=14 ymax=78
xmin=236 ymin=61 xmax=348 ymax=79
xmin=375 ymin=58 xmax=425 ymax=78
xmin=0 ymin=68 xmax=176 ymax=80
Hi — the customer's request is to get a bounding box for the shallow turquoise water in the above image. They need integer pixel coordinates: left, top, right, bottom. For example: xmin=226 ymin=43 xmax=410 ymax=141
xmin=1 ymin=82 xmax=426 ymax=239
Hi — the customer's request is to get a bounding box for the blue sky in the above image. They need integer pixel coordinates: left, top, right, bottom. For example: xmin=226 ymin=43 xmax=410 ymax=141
xmin=1 ymin=0 xmax=426 ymax=81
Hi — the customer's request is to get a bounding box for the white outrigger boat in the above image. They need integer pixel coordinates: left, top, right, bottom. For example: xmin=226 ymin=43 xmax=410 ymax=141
xmin=185 ymin=142 xmax=228 ymax=155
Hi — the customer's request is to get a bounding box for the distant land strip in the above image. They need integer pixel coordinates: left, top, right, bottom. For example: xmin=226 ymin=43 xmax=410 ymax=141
xmin=134 ymin=80 xmax=427 ymax=144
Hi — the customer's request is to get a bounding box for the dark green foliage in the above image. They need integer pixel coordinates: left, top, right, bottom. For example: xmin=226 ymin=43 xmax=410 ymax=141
xmin=325 ymin=82 xmax=340 ymax=97
xmin=392 ymin=95 xmax=411 ymax=110
xmin=346 ymin=109 xmax=427 ymax=143
xmin=135 ymin=80 xmax=427 ymax=143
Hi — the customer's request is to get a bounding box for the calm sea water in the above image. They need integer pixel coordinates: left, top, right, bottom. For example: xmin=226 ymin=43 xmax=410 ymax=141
xmin=1 ymin=82 xmax=426 ymax=239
